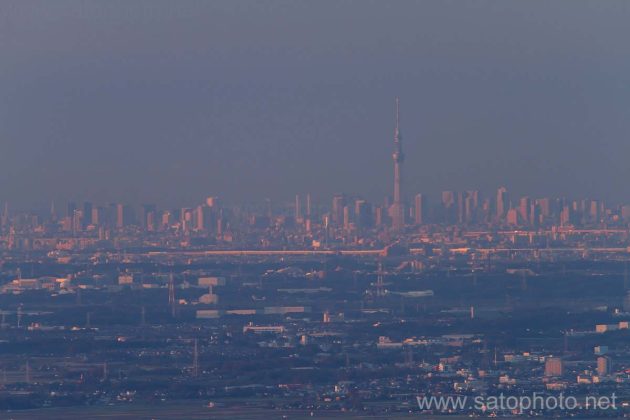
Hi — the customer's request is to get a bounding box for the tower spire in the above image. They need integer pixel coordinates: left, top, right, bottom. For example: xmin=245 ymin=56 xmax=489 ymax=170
xmin=395 ymin=97 xmax=400 ymax=138
xmin=391 ymin=97 xmax=404 ymax=232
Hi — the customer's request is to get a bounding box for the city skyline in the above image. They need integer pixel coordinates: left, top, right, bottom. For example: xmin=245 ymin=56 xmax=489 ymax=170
xmin=3 ymin=1 xmax=630 ymax=207
xmin=2 ymin=184 xmax=628 ymax=233
xmin=4 ymin=184 xmax=630 ymax=215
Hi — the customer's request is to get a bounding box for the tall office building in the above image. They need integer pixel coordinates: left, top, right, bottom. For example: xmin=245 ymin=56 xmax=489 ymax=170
xmin=142 ymin=204 xmax=157 ymax=231
xmin=414 ymin=194 xmax=425 ymax=225
xmin=116 ymin=204 xmax=125 ymax=229
xmin=519 ymin=197 xmax=531 ymax=225
xmin=442 ymin=191 xmax=456 ymax=224
xmin=589 ymin=200 xmax=600 ymax=223
xmin=332 ymin=194 xmax=346 ymax=227
xmin=161 ymin=210 xmax=173 ymax=229
xmin=91 ymin=207 xmax=101 ymax=226
xmin=180 ymin=208 xmax=193 ymax=232
xmin=506 ymin=208 xmax=519 ymax=226
xmin=390 ymin=98 xmax=405 ymax=232
xmin=72 ymin=209 xmax=83 ymax=233
xmin=464 ymin=191 xmax=479 ymax=224
xmin=116 ymin=204 xmax=134 ymax=228
xmin=480 ymin=198 xmax=492 ymax=223
xmin=530 ymin=201 xmax=540 ymax=227
xmin=82 ymin=202 xmax=93 ymax=228
xmin=295 ymin=194 xmax=302 ymax=221
xmin=50 ymin=201 xmax=57 ymax=222
xmin=354 ymin=199 xmax=372 ymax=229
xmin=560 ymin=205 xmax=571 ymax=226
xmin=343 ymin=205 xmax=351 ymax=230
xmin=375 ymin=206 xmax=384 ymax=226
xmin=1 ymin=203 xmax=8 ymax=228
xmin=66 ymin=202 xmax=77 ymax=219
xmin=195 ymin=206 xmax=205 ymax=231
xmin=305 ymin=193 xmax=312 ymax=232
xmin=538 ymin=197 xmax=551 ymax=219
xmin=496 ymin=187 xmax=509 ymax=220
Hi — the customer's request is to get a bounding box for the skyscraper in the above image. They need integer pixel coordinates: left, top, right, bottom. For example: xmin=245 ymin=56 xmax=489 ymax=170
xmin=83 ymin=201 xmax=93 ymax=228
xmin=305 ymin=193 xmax=312 ymax=232
xmin=414 ymin=194 xmax=425 ymax=225
xmin=116 ymin=203 xmax=125 ymax=229
xmin=442 ymin=191 xmax=456 ymax=224
xmin=519 ymin=196 xmax=531 ymax=225
xmin=354 ymin=199 xmax=372 ymax=229
xmin=332 ymin=194 xmax=346 ymax=227
xmin=390 ymin=97 xmax=404 ymax=232
xmin=1 ymin=202 xmax=9 ymax=228
xmin=464 ymin=191 xmax=479 ymax=224
xmin=295 ymin=194 xmax=301 ymax=221
xmin=66 ymin=201 xmax=77 ymax=219
xmin=142 ymin=204 xmax=157 ymax=231
xmin=496 ymin=187 xmax=509 ymax=221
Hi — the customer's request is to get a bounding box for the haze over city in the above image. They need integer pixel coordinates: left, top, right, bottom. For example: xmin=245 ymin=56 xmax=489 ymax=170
xmin=3 ymin=1 xmax=630 ymax=208
xmin=5 ymin=2 xmax=630 ymax=419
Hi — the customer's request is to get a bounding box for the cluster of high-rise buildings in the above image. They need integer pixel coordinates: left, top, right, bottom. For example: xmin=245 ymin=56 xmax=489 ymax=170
xmin=0 ymin=197 xmax=225 ymax=236
xmin=1 ymin=98 xmax=630 ymax=246
xmin=1 ymin=186 xmax=625 ymax=241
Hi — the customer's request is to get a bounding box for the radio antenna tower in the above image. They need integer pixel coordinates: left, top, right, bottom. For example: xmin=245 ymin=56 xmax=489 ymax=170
xmin=376 ymin=262 xmax=385 ymax=297
xmin=168 ymin=272 xmax=176 ymax=317
xmin=192 ymin=338 xmax=199 ymax=377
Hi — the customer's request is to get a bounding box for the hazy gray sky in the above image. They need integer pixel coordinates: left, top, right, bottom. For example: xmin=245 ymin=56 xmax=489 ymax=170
xmin=2 ymin=1 xmax=630 ymax=208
